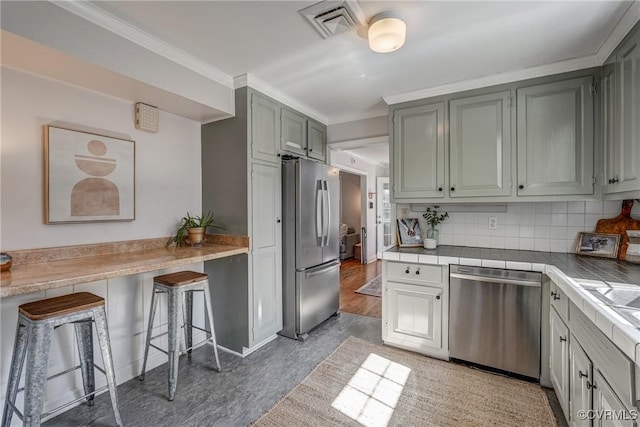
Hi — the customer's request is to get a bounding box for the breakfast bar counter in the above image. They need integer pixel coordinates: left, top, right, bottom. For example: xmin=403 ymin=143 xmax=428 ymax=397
xmin=0 ymin=235 xmax=249 ymax=297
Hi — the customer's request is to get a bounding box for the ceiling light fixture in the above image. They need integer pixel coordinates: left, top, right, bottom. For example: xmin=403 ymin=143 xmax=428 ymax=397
xmin=368 ymin=12 xmax=406 ymax=53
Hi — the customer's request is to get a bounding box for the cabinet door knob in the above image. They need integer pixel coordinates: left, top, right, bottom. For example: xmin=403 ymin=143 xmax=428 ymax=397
xmin=436 ymin=295 xmax=441 ymax=300
xmin=518 ymin=184 xmax=525 ymax=190
xmin=578 ymin=370 xmax=588 ymax=379
xmin=277 ymin=153 xmax=281 ymax=157
xmin=415 ymin=270 xmax=420 ymax=275
xmin=405 ymin=268 xmax=410 ymax=274
xmin=551 ymin=291 xmax=560 ymax=301
xmin=559 ymin=336 xmax=567 ymax=343
xmin=438 ymin=187 xmax=443 ymax=192
xmin=309 ymin=148 xmax=313 ymax=152
xmin=586 ymin=381 xmax=596 ymax=390
xmin=276 ymin=218 xmax=281 ymax=223
xmin=450 ymin=187 xmax=456 ymax=192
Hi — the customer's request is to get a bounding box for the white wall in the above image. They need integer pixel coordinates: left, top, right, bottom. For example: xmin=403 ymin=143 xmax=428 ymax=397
xmin=0 ymin=68 xmax=206 ymax=425
xmin=397 ymin=201 xmax=640 ymax=252
xmin=328 ymin=115 xmax=388 ymax=143
xmin=1 ymin=67 xmax=202 ymax=250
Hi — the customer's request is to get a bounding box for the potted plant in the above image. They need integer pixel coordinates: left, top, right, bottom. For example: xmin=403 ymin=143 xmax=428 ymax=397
xmin=167 ymin=211 xmax=223 ymax=247
xmin=422 ymin=206 xmax=449 ymax=248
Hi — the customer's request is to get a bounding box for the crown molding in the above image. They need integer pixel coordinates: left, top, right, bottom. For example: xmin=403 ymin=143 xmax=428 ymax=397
xmin=383 ymin=55 xmax=600 ymax=105
xmin=234 ymin=73 xmax=329 ymax=124
xmin=327 ymin=109 xmax=389 ymax=125
xmin=596 ymin=1 xmax=640 ymax=63
xmin=51 ymin=1 xmax=233 ymax=88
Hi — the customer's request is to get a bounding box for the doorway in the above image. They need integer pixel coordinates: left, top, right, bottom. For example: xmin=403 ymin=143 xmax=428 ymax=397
xmin=339 ymin=170 xmax=362 ymax=263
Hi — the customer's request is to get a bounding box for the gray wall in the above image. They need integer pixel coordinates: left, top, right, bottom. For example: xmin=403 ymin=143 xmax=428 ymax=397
xmin=340 ymin=171 xmax=362 ymax=232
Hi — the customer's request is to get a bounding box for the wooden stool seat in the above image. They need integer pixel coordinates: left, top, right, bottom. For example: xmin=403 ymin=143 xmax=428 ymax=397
xmin=19 ymin=292 xmax=104 ymax=321
xmin=154 ymin=271 xmax=208 ymax=287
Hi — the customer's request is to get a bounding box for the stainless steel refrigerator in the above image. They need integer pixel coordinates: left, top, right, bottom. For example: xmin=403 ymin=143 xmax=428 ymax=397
xmin=280 ymin=156 xmax=340 ymax=341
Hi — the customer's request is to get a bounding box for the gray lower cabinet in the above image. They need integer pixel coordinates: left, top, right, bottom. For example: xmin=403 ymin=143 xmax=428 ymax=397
xmin=516 ymin=76 xmax=595 ymax=196
xmin=307 ymin=118 xmax=327 ymax=162
xmin=593 ymin=370 xmax=637 ymax=427
xmin=605 ymin=28 xmax=640 ymax=196
xmin=550 ymin=306 xmax=570 ymax=417
xmin=449 ymin=90 xmax=512 ymax=197
xmin=201 ymin=86 xmax=283 ymax=355
xmin=569 ymin=334 xmax=592 ymax=427
xmin=392 ymin=102 xmax=445 ymax=199
xmin=281 ymin=107 xmax=307 ymax=156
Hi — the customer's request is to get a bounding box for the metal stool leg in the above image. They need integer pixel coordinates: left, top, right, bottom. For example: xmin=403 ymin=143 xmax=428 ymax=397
xmin=2 ymin=323 xmax=29 ymax=427
xmin=139 ymin=286 xmax=160 ymax=381
xmin=203 ymin=284 xmax=221 ymax=372
xmin=74 ymin=321 xmax=95 ymax=406
xmin=23 ymin=322 xmax=54 ymax=427
xmin=167 ymin=288 xmax=183 ymax=401
xmin=183 ymin=290 xmax=193 ymax=361
xmin=93 ymin=307 xmax=123 ymax=427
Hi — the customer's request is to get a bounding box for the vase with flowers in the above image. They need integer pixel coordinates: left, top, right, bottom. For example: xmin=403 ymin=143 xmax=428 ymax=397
xmin=422 ymin=206 xmax=449 ymax=248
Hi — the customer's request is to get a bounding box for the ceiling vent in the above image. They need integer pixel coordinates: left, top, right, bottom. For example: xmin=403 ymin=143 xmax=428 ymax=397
xmin=299 ymin=0 xmax=366 ymax=39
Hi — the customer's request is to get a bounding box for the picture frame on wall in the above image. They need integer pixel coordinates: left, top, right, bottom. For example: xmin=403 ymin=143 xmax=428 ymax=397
xmin=396 ymin=218 xmax=423 ymax=247
xmin=45 ymin=125 xmax=135 ymax=223
xmin=575 ymin=232 xmax=621 ymax=258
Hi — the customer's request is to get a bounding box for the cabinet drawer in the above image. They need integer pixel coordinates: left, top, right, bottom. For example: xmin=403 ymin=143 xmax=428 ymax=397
xmin=386 ymin=261 xmax=443 ymax=284
xmin=550 ymin=281 xmax=569 ymax=323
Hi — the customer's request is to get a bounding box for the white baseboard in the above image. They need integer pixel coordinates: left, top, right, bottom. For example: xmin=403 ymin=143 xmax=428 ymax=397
xmin=217 ymin=333 xmax=279 ymax=358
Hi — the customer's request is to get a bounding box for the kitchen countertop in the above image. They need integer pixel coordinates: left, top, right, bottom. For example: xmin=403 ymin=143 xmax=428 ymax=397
xmin=0 ymin=239 xmax=249 ymax=298
xmin=383 ymin=245 xmax=640 ymax=368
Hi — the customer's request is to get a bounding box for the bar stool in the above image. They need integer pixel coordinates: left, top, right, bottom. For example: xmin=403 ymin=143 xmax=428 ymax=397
xmin=2 ymin=292 xmax=122 ymax=427
xmin=139 ymin=271 xmax=221 ymax=401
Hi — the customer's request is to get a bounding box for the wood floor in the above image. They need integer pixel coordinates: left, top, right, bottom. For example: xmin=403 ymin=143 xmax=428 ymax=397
xmin=339 ymin=258 xmax=382 ymax=319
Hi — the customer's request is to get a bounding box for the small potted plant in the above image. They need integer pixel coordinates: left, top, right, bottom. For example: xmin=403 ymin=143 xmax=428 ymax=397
xmin=422 ymin=205 xmax=449 ymax=248
xmin=167 ymin=211 xmax=223 ymax=247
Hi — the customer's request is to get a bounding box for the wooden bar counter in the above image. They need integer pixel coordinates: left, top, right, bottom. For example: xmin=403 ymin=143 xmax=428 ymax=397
xmin=0 ymin=235 xmax=249 ymax=297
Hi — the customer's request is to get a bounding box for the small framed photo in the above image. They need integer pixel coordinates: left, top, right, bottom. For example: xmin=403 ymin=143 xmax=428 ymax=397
xmin=396 ymin=218 xmax=423 ymax=247
xmin=575 ymin=232 xmax=621 ymax=258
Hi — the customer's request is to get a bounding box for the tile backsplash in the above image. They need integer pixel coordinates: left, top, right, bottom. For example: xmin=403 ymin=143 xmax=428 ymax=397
xmin=397 ymin=201 xmax=640 ymax=253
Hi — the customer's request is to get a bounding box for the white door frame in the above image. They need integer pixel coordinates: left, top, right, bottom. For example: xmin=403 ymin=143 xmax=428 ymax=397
xmin=336 ymin=166 xmax=368 ymax=263
xmin=376 ymin=176 xmax=395 ymax=258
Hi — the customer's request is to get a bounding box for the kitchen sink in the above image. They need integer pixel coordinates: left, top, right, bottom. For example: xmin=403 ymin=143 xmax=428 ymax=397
xmin=580 ymin=284 xmax=640 ymax=328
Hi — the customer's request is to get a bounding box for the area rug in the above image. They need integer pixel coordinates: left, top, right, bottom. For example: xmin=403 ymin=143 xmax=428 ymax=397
xmin=355 ymin=275 xmax=382 ymax=297
xmin=253 ymin=337 xmax=556 ymax=427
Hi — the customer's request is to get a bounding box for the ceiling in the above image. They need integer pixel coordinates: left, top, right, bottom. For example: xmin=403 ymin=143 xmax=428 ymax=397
xmin=89 ymin=0 xmax=634 ymax=123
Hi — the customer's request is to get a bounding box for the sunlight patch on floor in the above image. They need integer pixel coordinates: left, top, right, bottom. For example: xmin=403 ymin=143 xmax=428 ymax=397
xmin=331 ymin=353 xmax=411 ymax=427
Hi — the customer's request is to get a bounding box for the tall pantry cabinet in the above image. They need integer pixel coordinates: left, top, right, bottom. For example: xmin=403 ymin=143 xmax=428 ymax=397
xmin=201 ymin=86 xmax=283 ymax=355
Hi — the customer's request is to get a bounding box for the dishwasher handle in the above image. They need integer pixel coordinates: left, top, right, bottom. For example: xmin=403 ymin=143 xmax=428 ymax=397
xmin=450 ymin=272 xmax=541 ymax=288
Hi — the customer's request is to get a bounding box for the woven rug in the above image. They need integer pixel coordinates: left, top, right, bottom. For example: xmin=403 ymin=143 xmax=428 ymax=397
xmin=253 ymin=337 xmax=556 ymax=427
xmin=355 ymin=275 xmax=382 ymax=297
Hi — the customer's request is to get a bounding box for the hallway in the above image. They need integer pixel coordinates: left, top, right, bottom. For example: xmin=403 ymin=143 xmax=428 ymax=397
xmin=339 ymin=259 xmax=382 ymax=319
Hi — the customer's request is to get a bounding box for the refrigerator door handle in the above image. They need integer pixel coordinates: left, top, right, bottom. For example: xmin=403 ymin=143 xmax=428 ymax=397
xmin=323 ymin=180 xmax=330 ymax=247
xmin=304 ymin=260 xmax=341 ymax=278
xmin=316 ymin=180 xmax=323 ymax=246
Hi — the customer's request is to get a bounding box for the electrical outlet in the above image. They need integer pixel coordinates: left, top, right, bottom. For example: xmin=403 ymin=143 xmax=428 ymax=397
xmin=488 ymin=216 xmax=497 ymax=230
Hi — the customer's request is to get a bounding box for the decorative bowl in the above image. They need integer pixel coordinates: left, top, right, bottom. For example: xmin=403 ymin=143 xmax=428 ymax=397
xmin=1 ymin=252 xmax=12 ymax=272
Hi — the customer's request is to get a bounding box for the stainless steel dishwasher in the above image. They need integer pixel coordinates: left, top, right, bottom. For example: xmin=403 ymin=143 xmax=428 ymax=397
xmin=449 ymin=265 xmax=542 ymax=379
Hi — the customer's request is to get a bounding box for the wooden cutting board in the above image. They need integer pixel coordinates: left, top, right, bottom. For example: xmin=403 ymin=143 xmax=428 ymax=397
xmin=595 ymin=199 xmax=640 ymax=260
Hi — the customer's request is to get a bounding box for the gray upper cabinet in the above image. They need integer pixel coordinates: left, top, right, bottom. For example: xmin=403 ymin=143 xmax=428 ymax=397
xmin=609 ymin=32 xmax=640 ymax=195
xmin=281 ymin=107 xmax=307 ymax=157
xmin=250 ymin=90 xmax=281 ymax=164
xmin=449 ymin=91 xmax=512 ymax=198
xmin=516 ymin=76 xmax=594 ymax=196
xmin=307 ymin=119 xmax=327 ymax=162
xmin=392 ymin=102 xmax=445 ymax=199
xmin=602 ymin=58 xmax=617 ymax=194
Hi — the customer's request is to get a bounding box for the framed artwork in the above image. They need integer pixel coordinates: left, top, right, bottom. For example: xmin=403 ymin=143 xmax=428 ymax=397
xmin=45 ymin=125 xmax=135 ymax=223
xmin=396 ymin=218 xmax=423 ymax=247
xmin=575 ymin=232 xmax=621 ymax=258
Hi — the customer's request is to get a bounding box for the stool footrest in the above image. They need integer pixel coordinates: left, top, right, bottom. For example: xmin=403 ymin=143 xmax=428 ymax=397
xmin=191 ymin=325 xmax=211 ymax=334
xmin=16 ymin=363 xmax=105 ymax=393
xmin=41 ymin=385 xmax=109 ymax=419
xmin=149 ymin=343 xmax=168 ymax=355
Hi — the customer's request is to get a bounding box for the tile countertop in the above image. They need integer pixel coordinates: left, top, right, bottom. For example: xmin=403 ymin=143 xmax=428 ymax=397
xmin=0 ymin=239 xmax=249 ymax=298
xmin=382 ymin=245 xmax=640 ymax=368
